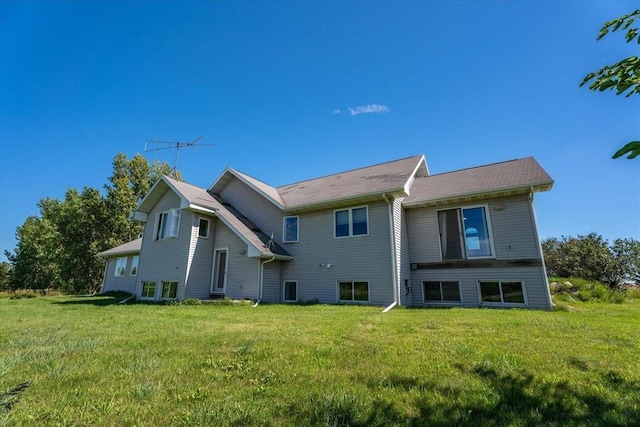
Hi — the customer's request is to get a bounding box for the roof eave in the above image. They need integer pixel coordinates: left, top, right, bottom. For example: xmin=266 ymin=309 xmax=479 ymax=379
xmin=284 ymin=187 xmax=409 ymax=213
xmin=403 ymin=181 xmax=554 ymax=209
xmin=209 ymin=168 xmax=286 ymax=211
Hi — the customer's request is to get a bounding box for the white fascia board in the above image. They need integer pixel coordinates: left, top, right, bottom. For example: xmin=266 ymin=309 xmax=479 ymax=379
xmin=129 ymin=211 xmax=148 ymax=223
xmin=403 ymin=181 xmax=554 ymax=208
xmin=228 ymin=168 xmax=286 ymax=210
xmin=187 ymin=204 xmax=218 ymax=214
xmin=134 ymin=176 xmax=170 ymax=213
xmin=207 ymin=167 xmax=234 ymax=193
xmin=283 ymin=188 xmax=408 ymax=213
xmin=208 ymin=168 xmax=286 ymax=211
xmin=403 ymin=155 xmax=429 ymax=196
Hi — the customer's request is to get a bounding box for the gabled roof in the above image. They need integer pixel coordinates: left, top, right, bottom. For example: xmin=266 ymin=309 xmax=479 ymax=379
xmin=208 ymin=155 xmax=428 ymax=212
xmin=277 ymin=155 xmax=428 ymax=210
xmin=132 ymin=176 xmax=291 ymax=259
xmin=97 ymin=238 xmax=142 ymax=258
xmin=403 ymin=157 xmax=553 ymax=208
xmin=209 ymin=167 xmax=285 ymax=210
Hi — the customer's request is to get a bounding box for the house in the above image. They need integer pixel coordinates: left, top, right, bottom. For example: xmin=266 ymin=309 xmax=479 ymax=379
xmin=98 ymin=154 xmax=554 ymax=309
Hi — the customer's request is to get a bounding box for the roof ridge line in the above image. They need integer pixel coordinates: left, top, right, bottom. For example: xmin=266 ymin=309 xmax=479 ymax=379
xmin=424 ymin=157 xmax=533 ymax=177
xmin=276 ymin=154 xmax=423 ymax=188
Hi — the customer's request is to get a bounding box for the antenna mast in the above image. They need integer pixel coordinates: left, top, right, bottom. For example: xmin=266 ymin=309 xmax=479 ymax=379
xmin=144 ymin=136 xmax=213 ymax=177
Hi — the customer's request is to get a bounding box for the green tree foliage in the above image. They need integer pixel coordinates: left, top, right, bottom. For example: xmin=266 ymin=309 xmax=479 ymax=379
xmin=0 ymin=261 xmax=13 ymax=290
xmin=4 ymin=215 xmax=62 ymax=290
xmin=6 ymin=153 xmax=177 ymax=293
xmin=542 ymin=233 xmax=640 ymax=287
xmin=580 ymin=10 xmax=640 ymax=159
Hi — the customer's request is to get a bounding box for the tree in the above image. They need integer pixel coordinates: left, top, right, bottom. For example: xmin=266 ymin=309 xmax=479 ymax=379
xmin=580 ymin=10 xmax=640 ymax=159
xmin=0 ymin=261 xmax=13 ymax=291
xmin=6 ymin=153 xmax=178 ymax=294
xmin=5 ymin=215 xmax=62 ymax=290
xmin=542 ymin=233 xmax=639 ymax=287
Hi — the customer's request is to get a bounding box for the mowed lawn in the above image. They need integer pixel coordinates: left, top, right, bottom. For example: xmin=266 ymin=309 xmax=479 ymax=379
xmin=1 ymin=295 xmax=639 ymax=426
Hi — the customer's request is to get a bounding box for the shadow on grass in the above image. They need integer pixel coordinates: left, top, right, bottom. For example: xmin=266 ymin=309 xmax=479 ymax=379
xmin=52 ymin=292 xmax=132 ymax=307
xmin=285 ymin=365 xmax=639 ymax=426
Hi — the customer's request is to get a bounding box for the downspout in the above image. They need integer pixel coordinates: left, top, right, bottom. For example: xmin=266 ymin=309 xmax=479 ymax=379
xmin=253 ymin=255 xmax=276 ymax=307
xmin=529 ymin=187 xmax=554 ymax=309
xmin=383 ymin=194 xmax=399 ymax=312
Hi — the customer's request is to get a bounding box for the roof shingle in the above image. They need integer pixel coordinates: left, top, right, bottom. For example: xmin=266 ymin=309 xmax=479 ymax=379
xmin=403 ymin=157 xmax=553 ymax=206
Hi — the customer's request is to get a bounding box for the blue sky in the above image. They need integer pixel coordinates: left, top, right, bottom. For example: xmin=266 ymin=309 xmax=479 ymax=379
xmin=1 ymin=1 xmax=639 ymax=259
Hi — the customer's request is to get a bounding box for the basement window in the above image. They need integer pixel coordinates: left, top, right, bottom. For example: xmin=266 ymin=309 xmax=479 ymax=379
xmin=478 ymin=280 xmax=527 ymax=306
xmin=338 ymin=281 xmax=369 ymax=303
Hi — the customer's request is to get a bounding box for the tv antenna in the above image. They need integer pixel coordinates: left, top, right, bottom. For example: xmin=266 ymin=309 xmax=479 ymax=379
xmin=144 ymin=136 xmax=213 ymax=177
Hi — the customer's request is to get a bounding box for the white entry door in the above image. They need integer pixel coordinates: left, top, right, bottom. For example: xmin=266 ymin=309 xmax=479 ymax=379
xmin=212 ymin=249 xmax=228 ymax=294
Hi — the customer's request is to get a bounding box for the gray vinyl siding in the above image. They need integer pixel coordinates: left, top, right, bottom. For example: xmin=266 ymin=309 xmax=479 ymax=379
xmin=281 ymin=201 xmax=395 ymax=306
xmin=101 ymin=255 xmax=138 ymax=294
xmin=219 ymin=177 xmax=285 ymax=245
xmin=405 ymin=195 xmax=541 ymax=263
xmin=136 ymin=189 xmax=190 ymax=300
xmin=405 ymin=194 xmax=550 ymax=310
xmin=184 ymin=214 xmax=216 ymax=299
xmin=410 ymin=267 xmax=551 ymax=310
xmin=490 ymin=195 xmax=540 ymax=259
xmin=212 ymin=220 xmax=260 ymax=300
xmin=261 ymin=261 xmax=283 ymax=303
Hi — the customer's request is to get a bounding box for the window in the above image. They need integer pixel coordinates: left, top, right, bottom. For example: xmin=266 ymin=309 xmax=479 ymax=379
xmin=114 ymin=257 xmax=127 ymax=277
xmin=423 ymin=281 xmax=462 ymax=304
xmin=334 ymin=207 xmax=368 ymax=238
xmin=283 ymin=280 xmax=297 ymax=302
xmin=478 ymin=280 xmax=526 ymax=306
xmin=161 ymin=281 xmax=178 ymax=299
xmin=198 ymin=218 xmax=210 ymax=238
xmin=130 ymin=256 xmax=139 ymax=276
xmin=283 ymin=216 xmax=299 ymax=242
xmin=154 ymin=209 xmax=181 ymax=240
xmin=338 ymin=281 xmax=369 ymax=302
xmin=141 ymin=281 xmax=156 ymax=299
xmin=437 ymin=205 xmax=493 ymax=260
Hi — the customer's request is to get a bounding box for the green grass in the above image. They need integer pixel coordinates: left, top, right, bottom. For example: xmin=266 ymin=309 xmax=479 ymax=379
xmin=1 ymin=294 xmax=639 ymax=426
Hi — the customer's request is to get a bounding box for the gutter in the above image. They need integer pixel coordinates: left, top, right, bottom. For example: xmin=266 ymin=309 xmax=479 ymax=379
xmin=402 ymin=181 xmax=554 ymax=209
xmin=383 ymin=194 xmax=400 ymax=312
xmin=254 ymin=255 xmax=276 ymax=307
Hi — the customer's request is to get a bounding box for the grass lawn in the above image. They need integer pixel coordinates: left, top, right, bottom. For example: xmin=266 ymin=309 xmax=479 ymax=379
xmin=1 ymin=295 xmax=639 ymax=426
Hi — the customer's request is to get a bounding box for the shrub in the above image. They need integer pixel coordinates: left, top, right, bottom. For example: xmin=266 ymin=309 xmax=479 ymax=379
xmin=550 ymin=277 xmax=628 ymax=303
xmin=543 ymin=234 xmax=639 ymax=288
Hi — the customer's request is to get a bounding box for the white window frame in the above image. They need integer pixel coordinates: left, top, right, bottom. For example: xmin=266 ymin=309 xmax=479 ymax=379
xmin=153 ymin=208 xmax=181 ymax=241
xmin=140 ymin=281 xmax=157 ymax=300
xmin=436 ymin=204 xmax=495 ymax=260
xmin=197 ymin=217 xmax=210 ymax=238
xmin=337 ymin=280 xmax=370 ymax=303
xmin=422 ymin=280 xmax=463 ymax=305
xmin=477 ymin=280 xmax=528 ymax=307
xmin=283 ymin=280 xmax=298 ymax=302
xmin=130 ymin=255 xmax=139 ymax=276
xmin=114 ymin=257 xmax=127 ymax=277
xmin=161 ymin=280 xmax=179 ymax=300
xmin=334 ymin=206 xmax=369 ymax=238
xmin=282 ymin=216 xmax=299 ymax=243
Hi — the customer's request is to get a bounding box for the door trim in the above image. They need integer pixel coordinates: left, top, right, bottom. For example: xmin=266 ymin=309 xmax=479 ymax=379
xmin=211 ymin=247 xmax=229 ymax=294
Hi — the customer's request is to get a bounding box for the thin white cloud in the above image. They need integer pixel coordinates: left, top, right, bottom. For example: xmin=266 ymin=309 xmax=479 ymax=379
xmin=347 ymin=104 xmax=390 ymax=116
xmin=332 ymin=109 xmax=341 ymax=114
